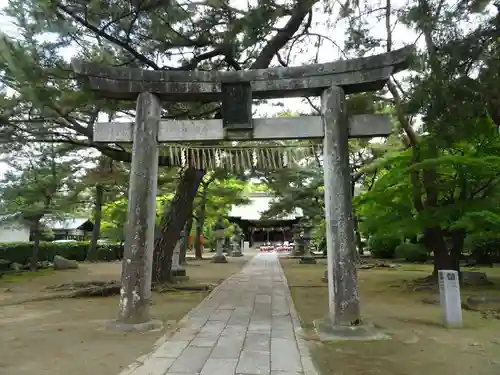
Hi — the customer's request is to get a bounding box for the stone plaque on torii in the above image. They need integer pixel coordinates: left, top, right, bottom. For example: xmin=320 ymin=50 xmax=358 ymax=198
xmin=72 ymin=46 xmax=412 ymax=336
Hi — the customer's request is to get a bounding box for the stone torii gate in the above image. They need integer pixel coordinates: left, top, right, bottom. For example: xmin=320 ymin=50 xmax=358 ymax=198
xmin=72 ymin=46 xmax=412 ymax=335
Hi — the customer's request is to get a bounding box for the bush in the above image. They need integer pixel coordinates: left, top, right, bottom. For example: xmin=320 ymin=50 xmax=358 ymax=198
xmin=0 ymin=241 xmax=124 ymax=265
xmin=395 ymin=243 xmax=428 ymax=262
xmin=0 ymin=258 xmax=11 ymax=271
xmin=466 ymin=234 xmax=500 ymax=264
xmin=317 ymin=237 xmax=327 ymax=255
xmin=367 ymin=236 xmax=401 ymax=259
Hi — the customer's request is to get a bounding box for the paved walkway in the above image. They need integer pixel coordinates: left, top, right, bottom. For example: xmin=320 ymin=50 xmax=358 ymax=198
xmin=121 ymin=253 xmax=318 ymax=375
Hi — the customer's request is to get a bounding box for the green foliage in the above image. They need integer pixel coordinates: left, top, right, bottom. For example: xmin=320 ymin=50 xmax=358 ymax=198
xmin=0 ymin=241 xmax=123 ymax=264
xmin=0 ymin=258 xmax=10 ymax=271
xmin=0 ymin=143 xmax=84 ymax=226
xmin=395 ymin=243 xmax=428 ymax=262
xmin=100 ymin=194 xmax=176 ymax=240
xmin=0 ymin=0 xmax=320 ymax=165
xmin=465 ymin=233 xmax=500 ymax=263
xmin=367 ymin=236 xmax=401 ymax=259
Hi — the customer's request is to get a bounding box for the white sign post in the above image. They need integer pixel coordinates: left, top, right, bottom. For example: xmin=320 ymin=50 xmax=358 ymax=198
xmin=438 ymin=270 xmax=463 ymax=328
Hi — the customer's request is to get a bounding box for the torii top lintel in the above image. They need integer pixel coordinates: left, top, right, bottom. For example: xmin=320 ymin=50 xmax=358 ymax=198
xmin=71 ymin=46 xmax=413 ymax=101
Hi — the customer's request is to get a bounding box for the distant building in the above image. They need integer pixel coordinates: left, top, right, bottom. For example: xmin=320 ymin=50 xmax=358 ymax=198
xmin=0 ymin=213 xmax=31 ymax=242
xmin=0 ymin=214 xmax=94 ymax=242
xmin=226 ymin=192 xmax=303 ymax=246
xmin=43 ymin=217 xmax=94 ymax=241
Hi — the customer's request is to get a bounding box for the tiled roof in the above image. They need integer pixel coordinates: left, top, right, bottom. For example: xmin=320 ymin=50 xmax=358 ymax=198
xmin=0 ymin=214 xmax=92 ymax=229
xmin=227 ymin=193 xmax=303 ymax=221
xmin=41 ymin=217 xmax=92 ymax=230
xmin=0 ymin=212 xmax=23 ymax=223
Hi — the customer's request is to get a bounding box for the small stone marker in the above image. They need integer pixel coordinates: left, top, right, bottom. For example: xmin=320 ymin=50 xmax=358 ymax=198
xmin=171 ymin=239 xmax=186 ymax=277
xmin=243 ymin=241 xmax=250 ymax=252
xmin=438 ymin=270 xmax=463 ymax=327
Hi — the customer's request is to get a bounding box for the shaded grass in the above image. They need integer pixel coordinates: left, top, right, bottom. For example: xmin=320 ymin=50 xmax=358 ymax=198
xmin=0 ymin=268 xmax=56 ymax=283
xmin=280 ymin=258 xmax=500 ymax=375
xmin=0 ymin=255 xmax=251 ymax=375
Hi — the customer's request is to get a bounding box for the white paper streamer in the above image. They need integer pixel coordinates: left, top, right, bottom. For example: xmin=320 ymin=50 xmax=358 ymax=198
xmin=160 ymin=144 xmax=318 ymax=171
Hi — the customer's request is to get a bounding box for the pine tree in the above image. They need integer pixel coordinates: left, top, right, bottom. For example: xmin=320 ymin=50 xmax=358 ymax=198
xmin=0 ymin=143 xmax=83 ymax=270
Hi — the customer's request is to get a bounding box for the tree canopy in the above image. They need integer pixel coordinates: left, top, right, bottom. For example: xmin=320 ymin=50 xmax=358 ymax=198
xmin=0 ymin=0 xmax=499 ymax=278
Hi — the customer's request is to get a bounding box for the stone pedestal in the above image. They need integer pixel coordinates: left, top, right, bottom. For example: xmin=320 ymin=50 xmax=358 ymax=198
xmin=212 ymin=239 xmax=227 ymax=263
xmin=298 ymin=221 xmax=317 ymax=264
xmin=291 ymin=239 xmax=305 ymax=256
xmin=171 ymin=238 xmax=187 ymax=277
xmin=313 ymin=319 xmax=389 ymax=342
xmin=224 ymin=238 xmax=233 ymax=256
xmin=231 ymin=243 xmax=243 ymax=257
xmin=299 ymin=240 xmax=316 ymax=264
xmin=232 ymin=249 xmax=243 ymax=257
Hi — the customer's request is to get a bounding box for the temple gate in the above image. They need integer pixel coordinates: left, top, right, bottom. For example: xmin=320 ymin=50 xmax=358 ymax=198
xmin=72 ymin=46 xmax=412 ymax=333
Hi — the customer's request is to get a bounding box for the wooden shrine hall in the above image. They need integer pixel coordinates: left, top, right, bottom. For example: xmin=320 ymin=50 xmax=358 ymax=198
xmin=226 ymin=192 xmax=303 ymax=246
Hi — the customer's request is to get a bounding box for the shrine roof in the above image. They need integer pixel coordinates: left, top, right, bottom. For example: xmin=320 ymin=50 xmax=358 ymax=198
xmin=227 ymin=192 xmax=303 ymax=221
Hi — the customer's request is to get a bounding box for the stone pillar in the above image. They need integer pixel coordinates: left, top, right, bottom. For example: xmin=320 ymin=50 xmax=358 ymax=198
xmin=113 ymin=92 xmax=161 ymax=330
xmin=171 ymin=231 xmax=186 ymax=277
xmin=321 ymin=86 xmax=360 ymax=326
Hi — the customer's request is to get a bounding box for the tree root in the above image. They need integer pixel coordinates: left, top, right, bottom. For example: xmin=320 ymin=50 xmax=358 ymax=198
xmin=43 ymin=280 xmax=215 ymax=297
xmin=45 ymin=281 xmax=118 ymax=291
xmin=0 ymin=280 xmax=215 ymax=306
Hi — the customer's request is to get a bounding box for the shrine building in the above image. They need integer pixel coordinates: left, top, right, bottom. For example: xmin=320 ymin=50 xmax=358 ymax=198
xmin=226 ymin=192 xmax=303 ymax=247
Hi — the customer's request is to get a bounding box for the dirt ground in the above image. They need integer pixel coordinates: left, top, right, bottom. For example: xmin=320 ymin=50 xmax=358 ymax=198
xmin=0 ymin=253 xmax=251 ymax=375
xmin=280 ymin=258 xmax=500 ymax=375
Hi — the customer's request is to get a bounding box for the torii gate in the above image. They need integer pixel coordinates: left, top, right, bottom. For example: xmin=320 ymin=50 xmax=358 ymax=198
xmin=72 ymin=46 xmax=412 ymax=335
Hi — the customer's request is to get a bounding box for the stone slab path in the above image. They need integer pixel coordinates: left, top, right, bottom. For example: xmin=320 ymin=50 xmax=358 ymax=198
xmin=120 ymin=253 xmax=318 ymax=375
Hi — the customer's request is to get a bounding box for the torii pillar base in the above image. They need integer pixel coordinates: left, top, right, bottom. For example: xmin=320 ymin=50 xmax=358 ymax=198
xmin=313 ymin=319 xmax=389 ymax=342
xmin=106 ymin=319 xmax=163 ymax=333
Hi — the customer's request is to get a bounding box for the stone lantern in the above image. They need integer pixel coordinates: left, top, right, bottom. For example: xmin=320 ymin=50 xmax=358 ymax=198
xmin=299 ymin=219 xmax=317 ymax=264
xmin=291 ymin=224 xmax=304 ymax=256
xmin=211 ymin=217 xmax=228 ymax=263
xmin=231 ymin=224 xmax=244 ymax=257
xmin=171 ymin=228 xmax=187 ymax=276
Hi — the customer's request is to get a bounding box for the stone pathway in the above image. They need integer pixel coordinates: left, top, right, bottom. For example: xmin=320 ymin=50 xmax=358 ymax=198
xmin=121 ymin=252 xmax=318 ymax=375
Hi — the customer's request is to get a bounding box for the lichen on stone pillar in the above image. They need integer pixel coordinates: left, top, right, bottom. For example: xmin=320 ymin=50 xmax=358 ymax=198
xmin=109 ymin=92 xmax=163 ymax=332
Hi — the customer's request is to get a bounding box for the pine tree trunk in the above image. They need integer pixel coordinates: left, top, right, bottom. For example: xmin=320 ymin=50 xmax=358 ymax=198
xmin=179 ymin=215 xmax=193 ymax=264
xmin=194 ymin=186 xmax=208 ymax=259
xmin=31 ymin=220 xmax=41 ymax=272
xmin=87 ymin=184 xmax=104 ymax=262
xmin=152 ymin=167 xmax=204 ymax=283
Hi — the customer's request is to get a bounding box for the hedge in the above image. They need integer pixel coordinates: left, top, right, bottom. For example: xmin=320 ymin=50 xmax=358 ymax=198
xmin=0 ymin=241 xmax=124 ymax=264
xmin=395 ymin=243 xmax=428 ymax=262
xmin=367 ymin=236 xmax=401 ymax=259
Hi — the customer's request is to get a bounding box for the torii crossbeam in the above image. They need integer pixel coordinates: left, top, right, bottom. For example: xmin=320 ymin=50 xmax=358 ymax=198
xmin=72 ymin=46 xmax=413 ymax=338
